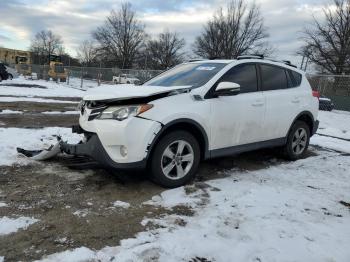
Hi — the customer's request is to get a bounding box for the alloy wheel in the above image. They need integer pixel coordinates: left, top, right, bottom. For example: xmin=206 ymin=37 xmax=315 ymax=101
xmin=161 ymin=140 xmax=194 ymax=180
xmin=292 ymin=127 xmax=307 ymax=155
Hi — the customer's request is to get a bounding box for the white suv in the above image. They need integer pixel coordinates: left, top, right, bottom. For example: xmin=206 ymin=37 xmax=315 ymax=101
xmin=61 ymin=57 xmax=319 ymax=187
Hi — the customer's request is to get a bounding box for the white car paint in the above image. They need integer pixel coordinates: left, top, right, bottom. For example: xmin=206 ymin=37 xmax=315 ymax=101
xmin=83 ymin=84 xmax=191 ymax=101
xmin=79 ymin=59 xmax=318 ymax=166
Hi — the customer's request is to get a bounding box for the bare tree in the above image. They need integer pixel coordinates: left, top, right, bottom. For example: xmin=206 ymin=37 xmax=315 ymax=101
xmin=76 ymin=40 xmax=98 ymax=66
xmin=93 ymin=2 xmax=145 ymax=69
xmin=193 ymin=0 xmax=271 ymax=59
xmin=144 ymin=31 xmax=185 ymax=70
xmin=300 ymin=0 xmax=350 ymax=74
xmin=30 ymin=30 xmax=64 ymax=64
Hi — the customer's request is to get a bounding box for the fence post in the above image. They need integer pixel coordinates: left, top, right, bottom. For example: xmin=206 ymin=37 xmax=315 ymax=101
xmin=98 ymin=62 xmax=101 ymax=87
xmin=67 ymin=68 xmax=70 ymax=85
xmin=80 ymin=67 xmax=84 ymax=89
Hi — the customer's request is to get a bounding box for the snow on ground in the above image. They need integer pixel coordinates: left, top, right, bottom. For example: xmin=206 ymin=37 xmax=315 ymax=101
xmin=0 ymin=96 xmax=78 ymax=104
xmin=310 ymin=110 xmax=350 ymax=153
xmin=0 ymin=202 xmax=8 ymax=207
xmin=0 ymin=110 xmax=79 ymax=115
xmin=37 ymin=247 xmax=96 ymax=262
xmin=0 ymin=109 xmax=23 ymax=114
xmin=0 ymin=127 xmax=81 ymax=166
xmin=311 ymin=135 xmax=350 ymax=153
xmin=0 ymin=77 xmax=85 ymax=97
xmin=66 ymin=77 xmax=103 ymax=90
xmin=0 ymin=216 xmax=39 ymax=236
xmin=317 ymin=110 xmax=350 ymax=139
xmin=42 ymin=111 xmax=79 ymax=115
xmin=36 ymin=149 xmax=350 ymax=262
xmin=112 ymin=201 xmax=130 ymax=209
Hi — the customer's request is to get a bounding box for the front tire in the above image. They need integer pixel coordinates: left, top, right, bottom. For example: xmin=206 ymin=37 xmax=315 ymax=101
xmin=8 ymin=74 xmax=13 ymax=80
xmin=283 ymin=120 xmax=310 ymax=160
xmin=150 ymin=131 xmax=200 ymax=188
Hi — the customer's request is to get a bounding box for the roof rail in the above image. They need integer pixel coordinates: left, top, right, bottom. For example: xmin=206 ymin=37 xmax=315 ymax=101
xmin=282 ymin=60 xmax=297 ymax=68
xmin=187 ymin=59 xmax=205 ymax=62
xmin=236 ymin=55 xmax=297 ymax=68
xmin=237 ymin=55 xmax=264 ymax=60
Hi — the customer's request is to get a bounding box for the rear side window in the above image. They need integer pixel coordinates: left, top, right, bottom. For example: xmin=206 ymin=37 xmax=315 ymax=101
xmin=218 ymin=64 xmax=258 ymax=93
xmin=260 ymin=64 xmax=288 ymax=91
xmin=289 ymin=70 xmax=302 ymax=87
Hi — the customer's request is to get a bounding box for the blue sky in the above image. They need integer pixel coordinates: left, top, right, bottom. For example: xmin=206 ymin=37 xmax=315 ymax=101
xmin=0 ymin=0 xmax=329 ymax=66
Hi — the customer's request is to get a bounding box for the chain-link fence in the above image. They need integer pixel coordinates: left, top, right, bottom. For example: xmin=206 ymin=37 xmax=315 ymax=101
xmin=307 ymin=74 xmax=350 ymax=111
xmin=11 ymin=63 xmax=163 ymax=90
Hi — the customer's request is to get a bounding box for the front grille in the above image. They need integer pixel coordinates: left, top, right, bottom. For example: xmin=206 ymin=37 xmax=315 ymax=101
xmin=82 ymin=100 xmax=108 ymax=121
xmin=88 ymin=106 xmax=107 ymax=121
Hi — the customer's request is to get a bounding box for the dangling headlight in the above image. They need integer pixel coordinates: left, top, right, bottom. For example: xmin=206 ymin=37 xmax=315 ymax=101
xmin=97 ymin=104 xmax=153 ymax=121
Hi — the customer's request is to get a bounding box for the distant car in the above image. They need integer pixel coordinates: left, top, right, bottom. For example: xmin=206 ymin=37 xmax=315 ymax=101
xmin=0 ymin=63 xmax=9 ymax=82
xmin=113 ymin=74 xmax=140 ymax=85
xmin=5 ymin=66 xmax=19 ymax=80
xmin=319 ymin=96 xmax=334 ymax=111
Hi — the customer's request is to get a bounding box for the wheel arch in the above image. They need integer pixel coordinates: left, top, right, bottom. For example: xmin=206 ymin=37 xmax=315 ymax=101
xmin=288 ymin=111 xmax=315 ymax=136
xmin=146 ymin=118 xmax=209 ymax=162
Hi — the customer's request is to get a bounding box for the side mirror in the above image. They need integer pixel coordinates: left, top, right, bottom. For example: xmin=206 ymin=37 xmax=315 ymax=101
xmin=215 ymin=82 xmax=240 ymax=96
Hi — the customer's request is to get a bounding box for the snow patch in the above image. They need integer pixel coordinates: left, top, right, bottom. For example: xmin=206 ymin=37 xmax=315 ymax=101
xmin=144 ymin=186 xmax=199 ymax=208
xmin=0 ymin=216 xmax=39 ymax=235
xmin=0 ymin=77 xmax=85 ymax=97
xmin=311 ymin=135 xmax=350 ymax=153
xmin=317 ymin=110 xmax=350 ymax=139
xmin=0 ymin=127 xmax=81 ymax=166
xmin=0 ymin=110 xmax=23 ymax=114
xmin=36 ymin=247 xmax=96 ymax=262
xmin=112 ymin=201 xmax=130 ymax=209
xmin=0 ymin=96 xmax=77 ymax=104
xmin=42 ymin=111 xmax=79 ymax=115
xmin=73 ymin=210 xmax=89 ymax=218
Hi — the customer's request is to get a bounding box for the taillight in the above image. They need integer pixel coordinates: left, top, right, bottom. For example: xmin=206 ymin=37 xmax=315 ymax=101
xmin=312 ymin=90 xmax=320 ymax=100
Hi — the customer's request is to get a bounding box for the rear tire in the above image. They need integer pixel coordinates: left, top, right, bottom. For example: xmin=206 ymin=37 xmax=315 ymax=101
xmin=150 ymin=131 xmax=200 ymax=188
xmin=283 ymin=120 xmax=310 ymax=160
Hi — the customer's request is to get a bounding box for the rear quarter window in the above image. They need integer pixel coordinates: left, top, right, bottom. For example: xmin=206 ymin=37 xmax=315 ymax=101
xmin=289 ymin=70 xmax=302 ymax=87
xmin=260 ymin=64 xmax=288 ymax=91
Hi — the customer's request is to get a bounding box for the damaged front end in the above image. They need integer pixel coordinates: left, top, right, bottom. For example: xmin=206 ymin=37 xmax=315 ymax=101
xmin=17 ymin=125 xmax=148 ymax=170
xmin=16 ymin=84 xmax=191 ymax=169
xmin=16 ymin=126 xmax=91 ymax=162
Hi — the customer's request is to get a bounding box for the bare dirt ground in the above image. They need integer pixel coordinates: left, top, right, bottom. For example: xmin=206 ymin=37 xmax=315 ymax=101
xmin=0 ymin=93 xmax=317 ymax=261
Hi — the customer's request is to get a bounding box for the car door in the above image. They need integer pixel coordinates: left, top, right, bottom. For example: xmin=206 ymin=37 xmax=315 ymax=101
xmin=209 ymin=63 xmax=266 ymax=151
xmin=259 ymin=64 xmax=302 ymax=140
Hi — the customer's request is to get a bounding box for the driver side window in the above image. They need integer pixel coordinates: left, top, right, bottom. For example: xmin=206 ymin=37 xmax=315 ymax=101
xmin=219 ymin=64 xmax=258 ymax=93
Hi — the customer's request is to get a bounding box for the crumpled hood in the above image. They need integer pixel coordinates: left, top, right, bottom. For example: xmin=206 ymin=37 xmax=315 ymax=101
xmin=83 ymin=84 xmax=191 ymax=101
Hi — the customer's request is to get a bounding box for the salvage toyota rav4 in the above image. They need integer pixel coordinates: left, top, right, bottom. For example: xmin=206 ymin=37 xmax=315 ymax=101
xmin=19 ymin=56 xmax=319 ymax=187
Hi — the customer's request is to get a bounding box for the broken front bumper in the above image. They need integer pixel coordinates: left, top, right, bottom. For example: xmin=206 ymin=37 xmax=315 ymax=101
xmin=60 ymin=134 xmax=147 ymax=170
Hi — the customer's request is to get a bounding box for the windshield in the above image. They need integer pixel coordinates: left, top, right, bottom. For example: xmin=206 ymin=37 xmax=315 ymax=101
xmin=143 ymin=62 xmax=228 ymax=88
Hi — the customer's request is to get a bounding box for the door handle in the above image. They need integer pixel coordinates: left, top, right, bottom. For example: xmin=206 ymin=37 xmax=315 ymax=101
xmin=252 ymin=102 xmax=264 ymax=107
